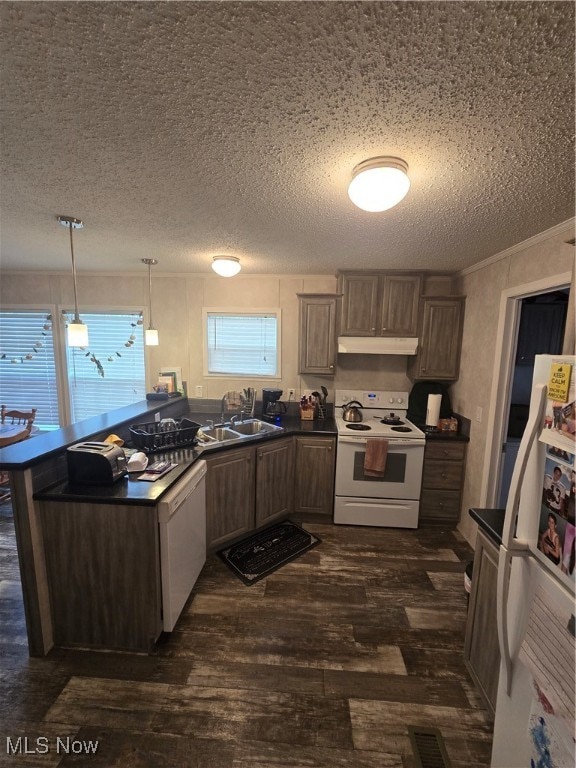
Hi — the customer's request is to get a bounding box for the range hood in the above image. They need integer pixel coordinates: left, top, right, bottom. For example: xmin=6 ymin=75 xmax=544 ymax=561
xmin=338 ymin=336 xmax=418 ymax=355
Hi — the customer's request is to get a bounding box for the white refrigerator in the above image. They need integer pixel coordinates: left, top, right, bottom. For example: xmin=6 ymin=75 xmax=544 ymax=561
xmin=491 ymin=355 xmax=575 ymax=768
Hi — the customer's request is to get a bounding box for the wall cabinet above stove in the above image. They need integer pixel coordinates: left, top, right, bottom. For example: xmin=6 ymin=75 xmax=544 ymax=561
xmin=337 ymin=271 xmax=422 ymax=338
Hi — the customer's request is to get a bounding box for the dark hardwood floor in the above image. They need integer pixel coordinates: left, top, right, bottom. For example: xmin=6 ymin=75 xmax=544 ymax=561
xmin=0 ymin=500 xmax=493 ymax=767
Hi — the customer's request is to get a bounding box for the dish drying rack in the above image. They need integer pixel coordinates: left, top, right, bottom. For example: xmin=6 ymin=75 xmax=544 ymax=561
xmin=129 ymin=418 xmax=201 ymax=453
xmin=222 ymin=388 xmax=256 ymax=419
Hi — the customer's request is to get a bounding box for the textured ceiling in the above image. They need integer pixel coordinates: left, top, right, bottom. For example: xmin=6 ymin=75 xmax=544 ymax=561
xmin=0 ymin=1 xmax=574 ymax=275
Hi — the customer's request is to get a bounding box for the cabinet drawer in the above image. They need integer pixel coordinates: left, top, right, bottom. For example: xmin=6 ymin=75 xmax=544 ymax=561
xmin=422 ymin=460 xmax=463 ymax=489
xmin=420 ymin=489 xmax=461 ymax=522
xmin=425 ymin=441 xmax=466 ymax=462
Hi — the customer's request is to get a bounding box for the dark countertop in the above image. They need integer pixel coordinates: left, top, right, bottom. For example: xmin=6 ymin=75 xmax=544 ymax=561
xmin=411 ymin=412 xmax=471 ymax=443
xmin=423 ymin=429 xmax=470 ymax=443
xmin=35 ymin=415 xmax=337 ymax=506
xmin=469 ymin=507 xmax=505 ymax=547
xmin=0 ymin=397 xmax=189 ymax=470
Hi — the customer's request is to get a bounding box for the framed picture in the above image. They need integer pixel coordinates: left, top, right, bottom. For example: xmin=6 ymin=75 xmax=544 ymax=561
xmin=157 ymin=373 xmax=176 ymax=393
xmin=160 ymin=367 xmax=183 ymax=393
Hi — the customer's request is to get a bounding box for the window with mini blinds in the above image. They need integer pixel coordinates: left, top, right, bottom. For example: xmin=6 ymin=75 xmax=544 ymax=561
xmin=0 ymin=310 xmax=146 ymax=428
xmin=204 ymin=310 xmax=281 ymax=378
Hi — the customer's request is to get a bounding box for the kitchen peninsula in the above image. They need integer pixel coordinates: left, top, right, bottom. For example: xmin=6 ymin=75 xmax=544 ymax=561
xmin=0 ymin=397 xmax=336 ymax=656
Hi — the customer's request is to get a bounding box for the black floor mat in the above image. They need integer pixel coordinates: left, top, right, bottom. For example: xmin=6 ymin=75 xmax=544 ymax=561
xmin=218 ymin=521 xmax=321 ymax=585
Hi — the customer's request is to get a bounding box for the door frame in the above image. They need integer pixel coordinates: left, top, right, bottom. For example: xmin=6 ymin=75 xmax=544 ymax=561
xmin=479 ymin=271 xmax=572 ymax=508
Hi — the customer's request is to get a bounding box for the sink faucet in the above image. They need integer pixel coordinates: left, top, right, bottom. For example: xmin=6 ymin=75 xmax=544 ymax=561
xmin=230 ymin=414 xmax=241 ymax=427
xmin=220 ymin=394 xmax=227 ymax=424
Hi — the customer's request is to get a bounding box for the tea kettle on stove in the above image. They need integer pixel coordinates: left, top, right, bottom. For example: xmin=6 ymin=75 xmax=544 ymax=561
xmin=341 ymin=401 xmax=363 ymax=423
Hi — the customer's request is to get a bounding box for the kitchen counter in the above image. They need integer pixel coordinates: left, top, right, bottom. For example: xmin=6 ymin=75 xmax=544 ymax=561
xmin=469 ymin=507 xmax=505 ymax=547
xmin=35 ymin=415 xmax=338 ymax=505
xmin=0 ymin=396 xmax=190 ymax=470
xmin=2 ymin=394 xmax=335 ymax=657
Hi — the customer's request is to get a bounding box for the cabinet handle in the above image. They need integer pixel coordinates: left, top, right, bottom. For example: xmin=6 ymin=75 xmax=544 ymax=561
xmin=441 ymin=473 xmax=447 ymax=479
xmin=382 ymin=327 xmax=386 ymax=331
xmin=371 ymin=327 xmax=376 ymax=331
xmin=329 ymin=364 xmax=334 ymax=369
xmin=443 ymin=450 xmax=449 ymax=455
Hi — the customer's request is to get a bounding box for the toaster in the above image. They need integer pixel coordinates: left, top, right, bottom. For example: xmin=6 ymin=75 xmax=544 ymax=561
xmin=67 ymin=441 xmax=127 ymax=485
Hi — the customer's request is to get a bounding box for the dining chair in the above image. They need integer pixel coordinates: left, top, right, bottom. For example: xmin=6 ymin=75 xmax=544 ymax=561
xmin=0 ymin=406 xmax=38 ymax=501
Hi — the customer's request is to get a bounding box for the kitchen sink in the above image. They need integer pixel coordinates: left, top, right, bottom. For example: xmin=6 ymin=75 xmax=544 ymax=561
xmin=230 ymin=419 xmax=281 ymax=435
xmin=200 ymin=427 xmax=241 ymax=442
xmin=196 ymin=418 xmax=284 ymax=450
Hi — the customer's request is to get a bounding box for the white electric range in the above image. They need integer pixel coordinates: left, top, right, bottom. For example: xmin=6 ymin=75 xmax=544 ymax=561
xmin=334 ymin=390 xmax=426 ymax=528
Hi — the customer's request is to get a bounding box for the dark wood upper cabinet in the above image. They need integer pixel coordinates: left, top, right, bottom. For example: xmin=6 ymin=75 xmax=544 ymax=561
xmin=408 ymin=296 xmax=465 ymax=381
xmin=337 ymin=271 xmax=422 ymax=337
xmin=298 ymin=294 xmax=338 ymax=375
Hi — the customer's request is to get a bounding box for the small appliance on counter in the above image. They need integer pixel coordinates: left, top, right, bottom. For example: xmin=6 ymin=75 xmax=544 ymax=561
xmin=66 ymin=441 xmax=127 ymax=485
xmin=262 ymin=388 xmax=287 ymax=422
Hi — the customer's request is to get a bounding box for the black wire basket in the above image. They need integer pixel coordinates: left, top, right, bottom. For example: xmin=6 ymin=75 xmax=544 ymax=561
xmin=129 ymin=418 xmax=201 ymax=453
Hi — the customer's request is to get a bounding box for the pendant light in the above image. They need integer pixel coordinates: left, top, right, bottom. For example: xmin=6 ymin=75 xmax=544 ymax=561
xmin=58 ymin=215 xmax=88 ymax=347
xmin=141 ymin=258 xmax=159 ymax=345
xmin=348 ymin=156 xmax=410 ymax=212
xmin=211 ymin=255 xmax=241 ymax=277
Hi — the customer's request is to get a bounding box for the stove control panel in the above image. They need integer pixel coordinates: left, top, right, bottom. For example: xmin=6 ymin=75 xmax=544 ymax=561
xmin=334 ymin=390 xmax=409 ymax=408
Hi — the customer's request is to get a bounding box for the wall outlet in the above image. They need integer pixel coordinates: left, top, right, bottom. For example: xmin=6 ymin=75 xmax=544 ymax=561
xmin=288 ymin=388 xmax=296 ymax=399
xmin=475 ymin=406 xmax=483 ymax=423
xmin=195 ymin=385 xmax=203 ymax=398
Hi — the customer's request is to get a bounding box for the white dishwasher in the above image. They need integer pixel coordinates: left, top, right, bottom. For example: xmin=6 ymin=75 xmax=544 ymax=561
xmin=157 ymin=459 xmax=207 ymax=631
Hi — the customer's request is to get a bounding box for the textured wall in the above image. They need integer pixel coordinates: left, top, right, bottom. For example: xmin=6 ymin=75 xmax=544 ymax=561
xmin=0 ymin=271 xmax=417 ymax=402
xmin=452 ymin=224 xmax=575 ymax=544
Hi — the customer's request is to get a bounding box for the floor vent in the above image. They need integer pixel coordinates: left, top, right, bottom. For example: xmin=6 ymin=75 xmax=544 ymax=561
xmin=407 ymin=726 xmax=452 ymax=768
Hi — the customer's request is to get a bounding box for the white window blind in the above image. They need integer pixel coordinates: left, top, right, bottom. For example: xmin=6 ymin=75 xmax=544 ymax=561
xmin=67 ymin=312 xmax=146 ymax=423
xmin=0 ymin=310 xmax=60 ymax=430
xmin=205 ymin=312 xmax=279 ymax=377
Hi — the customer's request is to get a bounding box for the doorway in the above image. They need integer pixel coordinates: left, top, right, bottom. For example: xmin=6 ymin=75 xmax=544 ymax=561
xmin=480 ymin=271 xmax=573 ymax=510
xmin=498 ymin=290 xmax=569 ymax=507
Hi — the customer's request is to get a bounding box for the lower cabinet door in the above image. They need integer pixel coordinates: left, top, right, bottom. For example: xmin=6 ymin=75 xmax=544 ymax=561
xmin=205 ymin=447 xmax=255 ymax=551
xmin=255 ymin=437 xmax=294 ymax=527
xmin=464 ymin=530 xmax=500 ymax=717
xmin=293 ymin=436 xmax=336 ymax=516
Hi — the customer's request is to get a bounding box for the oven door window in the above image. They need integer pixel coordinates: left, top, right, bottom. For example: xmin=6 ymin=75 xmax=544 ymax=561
xmin=352 ymin=450 xmax=406 ymax=483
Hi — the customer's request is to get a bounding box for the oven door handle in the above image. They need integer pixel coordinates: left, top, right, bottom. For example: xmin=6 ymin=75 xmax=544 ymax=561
xmin=338 ymin=436 xmax=425 ymax=446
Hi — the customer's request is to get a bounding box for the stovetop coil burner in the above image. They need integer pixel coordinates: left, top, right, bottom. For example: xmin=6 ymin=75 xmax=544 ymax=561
xmin=346 ymin=423 xmax=371 ymax=431
xmin=391 ymin=425 xmax=411 ymax=433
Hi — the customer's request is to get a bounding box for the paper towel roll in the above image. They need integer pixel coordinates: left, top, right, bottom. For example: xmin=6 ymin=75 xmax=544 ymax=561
xmin=426 ymin=394 xmax=442 ymax=427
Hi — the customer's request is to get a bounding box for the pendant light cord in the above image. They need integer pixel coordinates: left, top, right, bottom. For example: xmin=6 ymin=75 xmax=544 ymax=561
xmin=148 ymin=261 xmax=154 ymax=329
xmin=69 ymin=223 xmax=81 ymax=323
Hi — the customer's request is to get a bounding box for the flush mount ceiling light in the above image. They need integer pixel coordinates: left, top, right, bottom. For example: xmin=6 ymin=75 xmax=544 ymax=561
xmin=211 ymin=255 xmax=241 ymax=277
xmin=348 ymin=156 xmax=410 ymax=212
xmin=141 ymin=258 xmax=159 ymax=346
xmin=58 ymin=215 xmax=89 ymax=347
